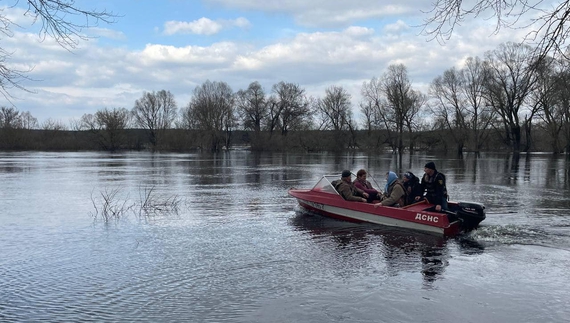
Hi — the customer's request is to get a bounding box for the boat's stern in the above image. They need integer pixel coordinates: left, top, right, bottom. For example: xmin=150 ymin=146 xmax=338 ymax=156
xmin=455 ymin=202 xmax=486 ymax=230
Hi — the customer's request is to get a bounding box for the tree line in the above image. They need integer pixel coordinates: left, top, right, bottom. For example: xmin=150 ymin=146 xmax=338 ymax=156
xmin=2 ymin=42 xmax=570 ymax=154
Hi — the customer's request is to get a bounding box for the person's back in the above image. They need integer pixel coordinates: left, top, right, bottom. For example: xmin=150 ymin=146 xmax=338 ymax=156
xmin=403 ymin=172 xmax=422 ymax=205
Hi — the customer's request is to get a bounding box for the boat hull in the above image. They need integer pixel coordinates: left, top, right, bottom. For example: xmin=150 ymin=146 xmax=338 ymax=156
xmin=289 ymin=188 xmax=462 ymax=236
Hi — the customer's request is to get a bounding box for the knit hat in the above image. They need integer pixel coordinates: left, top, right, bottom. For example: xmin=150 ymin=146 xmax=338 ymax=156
xmin=341 ymin=170 xmax=352 ymax=177
xmin=404 ymin=172 xmax=414 ymax=179
xmin=424 ymin=161 xmax=436 ymax=170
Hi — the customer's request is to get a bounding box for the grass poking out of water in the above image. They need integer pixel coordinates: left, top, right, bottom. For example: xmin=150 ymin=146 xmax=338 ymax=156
xmin=90 ymin=186 xmax=182 ymax=222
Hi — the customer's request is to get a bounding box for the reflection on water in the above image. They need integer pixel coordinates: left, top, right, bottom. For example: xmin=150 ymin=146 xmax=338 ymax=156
xmin=290 ymin=210 xmax=452 ymax=289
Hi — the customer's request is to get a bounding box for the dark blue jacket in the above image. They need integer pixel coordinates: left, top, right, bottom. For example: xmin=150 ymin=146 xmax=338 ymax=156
xmin=404 ymin=175 xmax=423 ymax=205
xmin=420 ymin=171 xmax=447 ymax=205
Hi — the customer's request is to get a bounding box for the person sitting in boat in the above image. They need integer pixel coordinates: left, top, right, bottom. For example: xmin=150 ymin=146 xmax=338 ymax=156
xmin=353 ymin=169 xmax=380 ymax=203
xmin=415 ymin=161 xmax=448 ymax=211
xmin=402 ymin=171 xmax=423 ymax=205
xmin=331 ymin=170 xmax=369 ymax=202
xmin=374 ymin=171 xmax=406 ymax=207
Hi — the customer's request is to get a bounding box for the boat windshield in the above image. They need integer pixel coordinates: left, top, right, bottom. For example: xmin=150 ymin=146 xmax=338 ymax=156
xmin=311 ymin=175 xmax=340 ymax=195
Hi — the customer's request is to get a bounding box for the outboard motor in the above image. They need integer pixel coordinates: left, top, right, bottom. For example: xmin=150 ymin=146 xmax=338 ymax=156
xmin=456 ymin=202 xmax=486 ymax=230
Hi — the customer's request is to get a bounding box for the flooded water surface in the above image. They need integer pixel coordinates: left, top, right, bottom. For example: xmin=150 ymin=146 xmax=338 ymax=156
xmin=1 ymin=151 xmax=569 ymax=322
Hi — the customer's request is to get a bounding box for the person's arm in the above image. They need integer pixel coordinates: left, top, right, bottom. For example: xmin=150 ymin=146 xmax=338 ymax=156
xmin=339 ymin=184 xmax=366 ymax=202
xmin=352 ymin=184 xmax=367 ymax=197
xmin=356 ymin=186 xmax=369 ymax=199
xmin=433 ymin=173 xmax=445 ymax=206
xmin=415 ymin=176 xmax=426 ymax=201
xmin=380 ymin=184 xmax=405 ymax=206
xmin=365 ymin=180 xmax=379 ymax=193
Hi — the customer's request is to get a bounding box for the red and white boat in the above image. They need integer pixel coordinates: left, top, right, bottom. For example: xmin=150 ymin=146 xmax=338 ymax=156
xmin=288 ymin=175 xmax=486 ymax=236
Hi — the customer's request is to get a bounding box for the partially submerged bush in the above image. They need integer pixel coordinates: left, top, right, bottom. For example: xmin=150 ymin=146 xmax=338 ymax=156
xmin=90 ymin=185 xmax=183 ymax=223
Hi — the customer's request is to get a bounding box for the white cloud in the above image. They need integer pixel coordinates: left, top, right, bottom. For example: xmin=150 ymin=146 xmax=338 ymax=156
xmin=204 ymin=0 xmax=424 ymax=27
xmin=0 ymin=1 xmax=544 ymax=125
xmin=135 ymin=42 xmax=239 ymax=64
xmin=87 ymin=27 xmax=127 ymax=40
xmin=163 ymin=17 xmax=251 ymax=35
xmin=344 ymin=26 xmax=375 ymax=37
xmin=383 ymin=20 xmax=410 ymax=34
xmin=164 ymin=17 xmax=222 ymax=35
xmin=4 ymin=22 xmax=512 ymax=123
xmin=233 ymin=17 xmax=251 ymax=29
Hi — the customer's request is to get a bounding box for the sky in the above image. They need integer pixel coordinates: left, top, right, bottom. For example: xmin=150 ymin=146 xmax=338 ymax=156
xmin=0 ymin=0 xmax=544 ymax=125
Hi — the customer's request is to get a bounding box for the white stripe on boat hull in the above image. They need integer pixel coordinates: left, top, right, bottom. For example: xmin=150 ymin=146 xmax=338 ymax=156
xmin=300 ymin=201 xmax=446 ymax=235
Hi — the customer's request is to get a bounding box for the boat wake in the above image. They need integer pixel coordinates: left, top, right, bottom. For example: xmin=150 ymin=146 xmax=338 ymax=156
xmin=468 ymin=224 xmax=570 ymax=251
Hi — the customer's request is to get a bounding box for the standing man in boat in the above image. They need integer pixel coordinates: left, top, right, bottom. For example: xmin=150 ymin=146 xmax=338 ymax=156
xmin=416 ymin=161 xmax=448 ymax=211
xmin=353 ymin=169 xmax=380 ymax=202
xmin=332 ymin=170 xmax=369 ymax=202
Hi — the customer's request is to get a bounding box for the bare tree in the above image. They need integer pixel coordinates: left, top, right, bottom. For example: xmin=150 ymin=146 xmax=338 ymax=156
xmin=41 ymin=118 xmax=66 ymax=131
xmin=267 ymin=82 xmax=311 ymax=136
xmin=0 ymin=1 xmax=117 ymax=100
xmin=132 ymin=90 xmax=177 ymax=150
xmin=0 ymin=106 xmax=21 ymax=128
xmin=461 ymin=57 xmax=496 ymax=152
xmin=314 ymin=85 xmax=355 ymax=149
xmin=529 ymin=57 xmax=565 ymax=153
xmin=422 ymin=0 xmax=570 ymax=60
xmin=0 ymin=106 xmax=24 ymax=148
xmin=315 ymin=86 xmax=352 ymax=131
xmin=360 ymin=77 xmax=396 ymax=149
xmin=381 ymin=64 xmax=423 ymax=154
xmin=80 ymin=113 xmax=97 ymax=130
xmin=235 ymin=81 xmax=267 ymax=133
xmin=555 ymin=60 xmax=570 ymax=154
xmin=403 ymin=90 xmax=425 ymax=152
xmin=82 ymin=108 xmax=130 ymax=151
xmin=183 ymin=80 xmax=235 ymax=151
xmin=430 ymin=67 xmax=471 ymax=155
xmin=482 ymin=42 xmax=539 ymax=152
xmin=359 ymin=101 xmax=374 ymax=135
xmin=360 ymin=66 xmax=424 ymax=153
xmin=20 ymin=111 xmax=38 ymax=130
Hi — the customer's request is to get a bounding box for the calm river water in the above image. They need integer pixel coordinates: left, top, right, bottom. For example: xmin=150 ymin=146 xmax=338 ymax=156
xmin=1 ymin=151 xmax=569 ymax=322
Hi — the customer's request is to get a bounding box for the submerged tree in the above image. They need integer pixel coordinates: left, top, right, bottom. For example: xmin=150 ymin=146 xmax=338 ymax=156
xmin=267 ymin=82 xmax=311 ymax=137
xmin=315 ymin=86 xmax=356 ymax=149
xmin=362 ymin=64 xmax=423 ymax=154
xmin=552 ymin=59 xmax=570 ymax=154
xmin=81 ymin=108 xmax=130 ymax=151
xmin=315 ymin=86 xmax=352 ymax=131
xmin=235 ymin=81 xmax=267 ymax=133
xmin=132 ymin=90 xmax=177 ymax=150
xmin=482 ymin=42 xmax=539 ymax=152
xmin=430 ymin=57 xmax=495 ymax=155
xmin=461 ymin=57 xmax=495 ymax=152
xmin=183 ymin=80 xmax=235 ymax=151
xmin=529 ymin=58 xmax=565 ymax=153
xmin=361 ymin=77 xmax=393 ymax=149
xmin=0 ymin=106 xmax=21 ymax=128
xmin=430 ymin=67 xmax=468 ymax=155
xmin=0 ymin=106 xmax=38 ymax=148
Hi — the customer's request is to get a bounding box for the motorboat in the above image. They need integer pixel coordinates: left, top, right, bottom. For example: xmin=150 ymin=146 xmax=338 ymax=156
xmin=288 ymin=174 xmax=486 ymax=236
